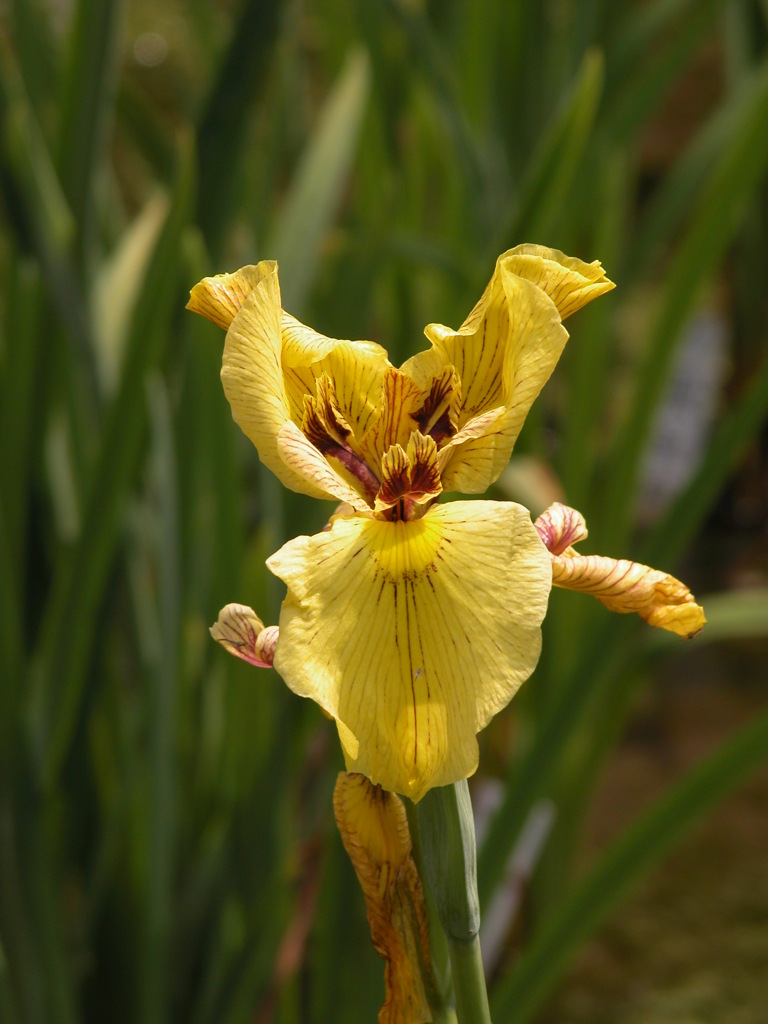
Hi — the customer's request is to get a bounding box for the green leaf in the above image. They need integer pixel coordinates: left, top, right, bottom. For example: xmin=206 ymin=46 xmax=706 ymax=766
xmin=640 ymin=354 xmax=768 ymax=569
xmin=602 ymin=58 xmax=768 ymax=548
xmin=116 ymin=79 xmax=176 ymax=182
xmin=0 ymin=495 xmax=23 ymax=737
xmin=496 ymin=48 xmax=604 ymax=250
xmin=133 ymin=376 xmax=181 ymax=1024
xmin=196 ymin=0 xmax=282 ymax=253
xmin=30 ymin=134 xmax=196 ymax=790
xmin=0 ymin=34 xmax=74 ymax=255
xmin=268 ymin=49 xmax=371 ymax=314
xmin=0 ymin=256 xmax=43 ymax=601
xmin=558 ymin=149 xmax=627 ymax=506
xmin=607 ymin=0 xmax=713 ymax=77
xmin=8 ymin=0 xmax=58 ymax=122
xmin=0 ymin=31 xmax=95 ymax=395
xmin=476 ymin=614 xmax=640 ymax=913
xmin=602 ymin=0 xmax=721 ymax=143
xmin=91 ymin=192 xmax=170 ymax=395
xmin=625 ymin=68 xmax=761 ymax=277
xmin=490 ymin=703 xmax=768 ymax=1023
xmin=0 ymin=793 xmax=48 ymax=1024
xmin=382 ymin=0 xmax=490 ymax=222
xmin=56 ymin=0 xmax=127 ymax=267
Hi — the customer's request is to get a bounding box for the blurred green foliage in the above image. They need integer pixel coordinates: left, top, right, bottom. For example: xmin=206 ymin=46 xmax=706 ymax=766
xmin=1 ymin=1 xmax=768 ymax=1021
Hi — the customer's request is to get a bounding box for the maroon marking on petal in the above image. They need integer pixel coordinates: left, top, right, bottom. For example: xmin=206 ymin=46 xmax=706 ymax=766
xmin=328 ymin=447 xmax=380 ymax=503
xmin=415 ymin=366 xmax=459 ymax=445
xmin=302 ymin=382 xmax=380 ymax=504
xmin=379 ymin=464 xmax=412 ymax=507
xmin=534 ymin=503 xmax=587 ymax=555
xmin=409 ymin=454 xmax=441 ymax=497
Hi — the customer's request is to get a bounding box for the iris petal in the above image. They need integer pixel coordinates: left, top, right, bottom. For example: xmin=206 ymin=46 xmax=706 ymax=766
xmin=438 ymin=271 xmax=568 ymax=493
xmin=267 ymin=501 xmax=551 ymax=800
xmin=277 ymin=421 xmax=375 ymax=511
xmin=219 ymin=265 xmax=330 ymax=497
xmin=187 ymin=263 xmax=271 ymax=329
xmin=281 ymin=314 xmax=391 ymax=441
xmin=500 ymin=244 xmax=614 ymax=319
xmin=409 ymin=249 xmax=613 ymax=495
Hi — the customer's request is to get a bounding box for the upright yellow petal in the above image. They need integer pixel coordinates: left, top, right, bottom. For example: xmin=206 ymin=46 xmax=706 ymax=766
xmin=191 ymin=262 xmax=389 ymax=502
xmin=421 ymin=268 xmax=512 ymax=423
xmin=268 ymin=501 xmax=551 ymax=800
xmin=407 ymin=249 xmax=613 ymax=495
xmin=535 ymin=504 xmax=706 ymax=638
xmin=499 ymin=244 xmax=615 ymax=319
xmin=363 ymin=367 xmax=426 ymax=462
xmin=187 ymin=264 xmax=272 ymax=329
xmin=334 ymin=772 xmax=433 ymax=1024
xmin=281 ymin=314 xmax=391 ymax=441
xmin=438 ymin=270 xmax=568 ymax=494
xmin=220 ymin=265 xmax=346 ymax=500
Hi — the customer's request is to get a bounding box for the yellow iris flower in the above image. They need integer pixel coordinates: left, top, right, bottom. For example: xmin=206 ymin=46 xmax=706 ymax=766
xmin=190 ymin=245 xmax=704 ymax=802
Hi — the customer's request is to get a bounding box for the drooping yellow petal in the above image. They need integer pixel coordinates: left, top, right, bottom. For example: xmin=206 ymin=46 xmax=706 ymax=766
xmin=187 ymin=264 xmax=270 ymax=329
xmin=333 ymin=772 xmax=433 ymax=1024
xmin=268 ymin=501 xmax=551 ymax=800
xmin=210 ymin=603 xmax=278 ymax=667
xmin=551 ymin=553 xmax=706 ymax=637
xmin=534 ymin=504 xmax=706 ymax=638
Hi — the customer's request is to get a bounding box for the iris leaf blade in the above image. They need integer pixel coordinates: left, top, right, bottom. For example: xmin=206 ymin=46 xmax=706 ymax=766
xmin=135 ymin=377 xmax=181 ymax=1024
xmin=602 ymin=0 xmax=721 ymax=143
xmin=602 ymin=59 xmax=768 ymax=548
xmin=31 ymin=136 xmax=195 ymax=790
xmin=56 ymin=0 xmax=127 ymax=266
xmin=490 ymin=702 xmax=768 ymax=1023
xmin=495 ymin=48 xmax=604 ymax=252
xmin=268 ymin=48 xmax=371 ymax=314
xmin=196 ymin=0 xmax=281 ymax=254
xmin=640 ymin=354 xmax=768 ymax=569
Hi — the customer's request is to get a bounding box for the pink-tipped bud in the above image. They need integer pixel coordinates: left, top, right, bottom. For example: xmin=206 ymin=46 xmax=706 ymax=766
xmin=535 ymin=504 xmax=705 ymax=639
xmin=210 ymin=603 xmax=278 ymax=667
xmin=534 ymin=502 xmax=588 ymax=555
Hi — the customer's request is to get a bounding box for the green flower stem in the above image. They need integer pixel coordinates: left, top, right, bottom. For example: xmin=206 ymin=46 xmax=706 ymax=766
xmin=447 ymin=934 xmax=491 ymax=1024
xmin=405 ymin=802 xmax=457 ymax=1023
xmin=414 ymin=781 xmax=491 ymax=1024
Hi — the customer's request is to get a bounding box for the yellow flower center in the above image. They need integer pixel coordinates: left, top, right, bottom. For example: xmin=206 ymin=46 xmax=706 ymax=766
xmin=366 ymin=517 xmax=443 ymax=580
xmin=301 ymin=366 xmax=459 ymax=520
